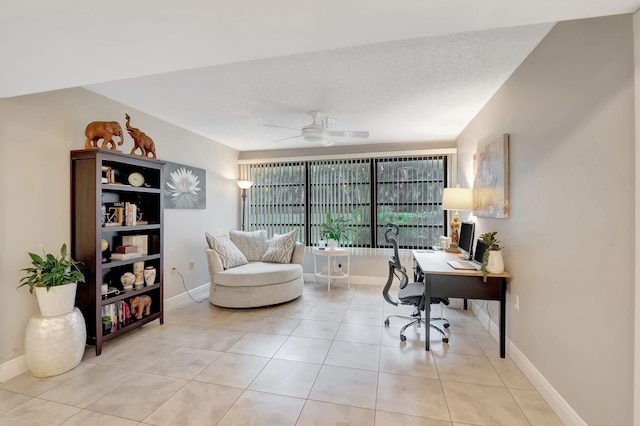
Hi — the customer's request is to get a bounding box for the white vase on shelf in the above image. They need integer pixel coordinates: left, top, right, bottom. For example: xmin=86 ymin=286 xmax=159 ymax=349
xmin=144 ymin=266 xmax=156 ymax=286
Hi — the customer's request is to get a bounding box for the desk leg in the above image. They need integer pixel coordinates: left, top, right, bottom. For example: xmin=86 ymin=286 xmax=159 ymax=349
xmin=500 ymin=278 xmax=506 ymax=358
xmin=327 ymin=255 xmax=332 ymax=292
xmin=424 ymin=274 xmax=431 ymax=352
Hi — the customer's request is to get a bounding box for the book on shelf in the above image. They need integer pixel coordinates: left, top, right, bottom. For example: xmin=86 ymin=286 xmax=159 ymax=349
xmin=125 ymin=202 xmax=137 ymax=226
xmin=110 ymin=252 xmax=143 ymax=261
xmin=116 ymin=245 xmax=138 ymax=254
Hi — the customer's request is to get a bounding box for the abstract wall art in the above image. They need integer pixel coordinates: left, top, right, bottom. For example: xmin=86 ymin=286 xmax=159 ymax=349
xmin=473 ymin=134 xmax=510 ymax=219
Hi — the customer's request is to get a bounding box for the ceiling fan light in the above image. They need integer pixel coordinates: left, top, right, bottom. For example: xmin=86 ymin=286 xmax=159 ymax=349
xmin=302 ymin=128 xmax=327 ymax=142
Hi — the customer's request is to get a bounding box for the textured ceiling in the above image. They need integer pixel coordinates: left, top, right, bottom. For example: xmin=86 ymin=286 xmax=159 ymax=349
xmin=2 ymin=0 xmax=639 ymax=151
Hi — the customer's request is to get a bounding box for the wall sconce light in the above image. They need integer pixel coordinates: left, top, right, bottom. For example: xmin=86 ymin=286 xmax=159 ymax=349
xmin=236 ymin=180 xmax=253 ymax=231
xmin=442 ymin=184 xmax=473 ymax=247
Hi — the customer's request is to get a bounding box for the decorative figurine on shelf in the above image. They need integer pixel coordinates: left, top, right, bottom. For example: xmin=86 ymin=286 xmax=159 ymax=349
xmin=125 ymin=113 xmax=157 ymax=159
xmin=130 ymin=295 xmax=152 ymax=319
xmin=84 ymin=121 xmax=124 ymax=151
xmin=120 ymin=272 xmax=135 ymax=290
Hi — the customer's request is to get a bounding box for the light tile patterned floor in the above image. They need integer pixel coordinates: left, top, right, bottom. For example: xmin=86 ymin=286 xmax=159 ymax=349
xmin=0 ymin=283 xmax=564 ymax=425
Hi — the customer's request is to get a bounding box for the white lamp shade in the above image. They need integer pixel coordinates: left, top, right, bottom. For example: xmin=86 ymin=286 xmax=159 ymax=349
xmin=236 ymin=180 xmax=253 ymax=189
xmin=442 ymin=187 xmax=473 ymax=211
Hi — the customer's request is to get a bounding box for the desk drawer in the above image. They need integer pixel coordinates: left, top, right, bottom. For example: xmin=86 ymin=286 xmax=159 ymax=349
xmin=427 ymin=274 xmax=501 ymax=300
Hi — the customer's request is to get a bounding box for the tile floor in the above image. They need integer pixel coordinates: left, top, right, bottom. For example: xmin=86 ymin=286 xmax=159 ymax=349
xmin=0 ymin=283 xmax=564 ymax=425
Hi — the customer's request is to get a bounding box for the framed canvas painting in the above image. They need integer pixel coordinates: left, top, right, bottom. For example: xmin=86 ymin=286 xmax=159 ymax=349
xmin=164 ymin=162 xmax=206 ymax=209
xmin=473 ymin=134 xmax=510 ymax=218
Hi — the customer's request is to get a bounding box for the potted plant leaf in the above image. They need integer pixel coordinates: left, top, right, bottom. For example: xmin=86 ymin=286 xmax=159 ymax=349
xmin=479 ymin=231 xmax=504 ymax=282
xmin=18 ymin=243 xmax=85 ymax=316
xmin=321 ymin=214 xmax=351 ymax=249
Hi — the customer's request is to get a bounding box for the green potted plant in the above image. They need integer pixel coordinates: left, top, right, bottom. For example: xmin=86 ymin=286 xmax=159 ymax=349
xmin=18 ymin=243 xmax=85 ymax=316
xmin=321 ymin=214 xmax=351 ymax=249
xmin=479 ymin=231 xmax=504 ymax=282
xmin=102 ymin=315 xmax=113 ymax=334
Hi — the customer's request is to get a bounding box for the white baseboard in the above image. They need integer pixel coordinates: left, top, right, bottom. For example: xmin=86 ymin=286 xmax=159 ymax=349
xmin=0 ymin=355 xmax=27 ymax=383
xmin=469 ymin=301 xmax=587 ymax=426
xmin=165 ymin=283 xmax=210 ymax=309
xmin=303 ymin=273 xmax=387 ymax=286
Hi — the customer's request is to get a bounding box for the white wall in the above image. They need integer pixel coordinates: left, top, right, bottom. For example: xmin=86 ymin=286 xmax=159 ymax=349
xmin=457 ymin=15 xmax=635 ymax=425
xmin=0 ymin=87 xmax=239 ymax=370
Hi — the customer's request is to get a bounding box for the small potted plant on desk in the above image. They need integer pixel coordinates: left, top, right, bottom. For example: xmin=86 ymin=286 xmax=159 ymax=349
xmin=479 ymin=231 xmax=504 ymax=282
xmin=321 ymin=213 xmax=351 ymax=249
xmin=18 ymin=243 xmax=85 ymax=316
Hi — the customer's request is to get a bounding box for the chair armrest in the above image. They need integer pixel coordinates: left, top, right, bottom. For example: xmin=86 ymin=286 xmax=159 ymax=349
xmin=291 ymin=242 xmax=306 ymax=265
xmin=205 ymin=248 xmax=224 ymax=279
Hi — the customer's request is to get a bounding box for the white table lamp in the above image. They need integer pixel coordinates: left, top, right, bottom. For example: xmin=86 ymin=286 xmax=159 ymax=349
xmin=442 ymin=185 xmax=473 ymax=247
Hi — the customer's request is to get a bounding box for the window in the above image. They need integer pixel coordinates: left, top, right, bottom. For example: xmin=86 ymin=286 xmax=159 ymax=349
xmin=308 ymin=159 xmax=371 ymax=247
xmin=375 ymin=156 xmax=446 ymax=248
xmin=243 ymin=155 xmax=446 ymax=248
xmin=247 ymin=162 xmax=305 ymax=243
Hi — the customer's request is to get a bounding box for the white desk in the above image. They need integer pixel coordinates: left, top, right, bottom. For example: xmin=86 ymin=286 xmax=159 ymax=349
xmin=312 ymin=247 xmax=351 ymax=291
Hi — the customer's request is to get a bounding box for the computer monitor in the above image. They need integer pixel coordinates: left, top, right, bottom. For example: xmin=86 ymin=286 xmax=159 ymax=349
xmin=458 ymin=222 xmax=475 ymax=260
xmin=473 ymin=239 xmax=489 ymax=264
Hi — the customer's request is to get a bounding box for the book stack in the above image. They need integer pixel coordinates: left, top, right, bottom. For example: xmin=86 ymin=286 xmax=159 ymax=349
xmin=125 ymin=202 xmax=137 ymax=226
xmin=111 ymin=245 xmax=141 ymax=261
xmin=102 ymin=300 xmax=132 ymax=334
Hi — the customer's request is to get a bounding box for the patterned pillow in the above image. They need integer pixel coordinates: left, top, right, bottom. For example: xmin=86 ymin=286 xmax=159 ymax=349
xmin=205 ymin=233 xmax=248 ymax=269
xmin=261 ymin=230 xmax=298 ymax=264
xmin=229 ymin=230 xmax=267 ymax=262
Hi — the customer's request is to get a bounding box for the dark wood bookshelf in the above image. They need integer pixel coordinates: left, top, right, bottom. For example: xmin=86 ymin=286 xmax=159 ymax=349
xmin=71 ymin=149 xmax=165 ymax=355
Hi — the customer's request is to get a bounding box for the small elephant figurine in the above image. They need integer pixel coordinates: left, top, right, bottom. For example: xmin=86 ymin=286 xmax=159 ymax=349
xmin=125 ymin=114 xmax=157 ymax=159
xmin=85 ymin=121 xmax=124 ymax=151
xmin=129 ymin=295 xmax=152 ymax=320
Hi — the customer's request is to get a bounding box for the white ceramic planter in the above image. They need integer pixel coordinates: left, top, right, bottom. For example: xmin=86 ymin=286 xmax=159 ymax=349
xmin=34 ymin=283 xmax=77 ymax=317
xmin=328 ymin=239 xmax=338 ymax=250
xmin=25 ymin=307 xmax=86 ymax=377
xmin=486 ymin=250 xmax=505 ymax=274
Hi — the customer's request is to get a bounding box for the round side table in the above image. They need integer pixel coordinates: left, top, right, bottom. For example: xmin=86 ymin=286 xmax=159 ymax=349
xmin=24 ymin=307 xmax=86 ymax=377
xmin=312 ymin=247 xmax=351 ymax=291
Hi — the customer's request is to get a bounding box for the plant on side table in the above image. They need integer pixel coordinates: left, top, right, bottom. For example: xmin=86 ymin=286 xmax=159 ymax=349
xmin=18 ymin=243 xmax=85 ymax=316
xmin=479 ymin=231 xmax=504 ymax=282
xmin=321 ymin=214 xmax=352 ymax=249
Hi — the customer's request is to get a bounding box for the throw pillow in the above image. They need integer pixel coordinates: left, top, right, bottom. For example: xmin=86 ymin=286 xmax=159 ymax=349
xmin=205 ymin=233 xmax=248 ymax=269
xmin=261 ymin=229 xmax=298 ymax=264
xmin=229 ymin=230 xmax=267 ymax=261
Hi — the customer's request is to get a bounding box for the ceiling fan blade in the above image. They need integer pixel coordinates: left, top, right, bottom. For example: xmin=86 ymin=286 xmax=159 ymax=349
xmin=272 ymin=134 xmax=303 ymax=143
xmin=263 ymin=124 xmax=300 ymax=131
xmin=327 ymin=131 xmax=369 ymax=138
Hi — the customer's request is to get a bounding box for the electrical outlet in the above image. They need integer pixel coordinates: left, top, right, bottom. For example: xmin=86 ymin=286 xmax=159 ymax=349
xmin=514 ymin=295 xmax=520 ymax=311
xmin=189 ymin=260 xmax=195 ymax=270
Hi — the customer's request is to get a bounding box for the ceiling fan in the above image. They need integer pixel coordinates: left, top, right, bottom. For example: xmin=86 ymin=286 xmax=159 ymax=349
xmin=263 ymin=111 xmax=369 ymax=146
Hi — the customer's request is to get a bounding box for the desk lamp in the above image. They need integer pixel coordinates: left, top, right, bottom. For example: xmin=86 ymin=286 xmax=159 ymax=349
xmin=442 ymin=185 xmax=473 ymax=249
xmin=236 ymin=180 xmax=253 ymax=231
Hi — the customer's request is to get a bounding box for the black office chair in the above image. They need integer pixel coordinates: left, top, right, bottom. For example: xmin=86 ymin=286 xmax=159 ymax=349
xmin=382 ymin=223 xmax=450 ymax=343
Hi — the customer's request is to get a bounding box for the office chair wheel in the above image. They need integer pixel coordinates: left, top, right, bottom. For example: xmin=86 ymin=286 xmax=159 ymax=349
xmin=384 ymin=319 xmax=390 ymax=326
xmin=442 ymin=337 xmax=449 ymax=343
xmin=400 ymin=335 xmax=407 ymax=342
xmin=443 ymin=323 xmax=450 ymax=328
